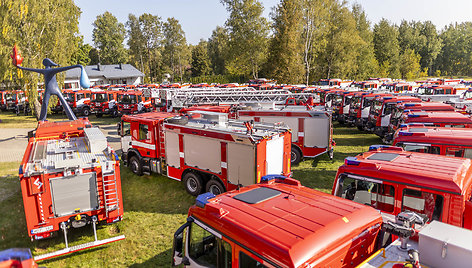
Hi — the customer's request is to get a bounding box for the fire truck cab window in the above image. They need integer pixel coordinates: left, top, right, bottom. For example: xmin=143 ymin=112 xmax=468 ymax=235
xmin=401 ymin=189 xmax=443 ymax=221
xmin=446 ymin=147 xmax=465 ymax=157
xmin=337 ymin=175 xmax=395 ymax=212
xmin=77 ymin=93 xmax=84 ymax=101
xmin=121 ymin=122 xmax=130 ymax=136
xmin=464 ymin=148 xmax=472 ymax=159
xmin=139 ymin=124 xmax=149 ymax=140
xmin=188 ymin=222 xmax=232 ymax=268
xmin=402 ymin=144 xmax=440 ymax=154
xmin=108 ymin=94 xmax=113 ymax=100
xmin=239 ymin=251 xmax=266 ymax=268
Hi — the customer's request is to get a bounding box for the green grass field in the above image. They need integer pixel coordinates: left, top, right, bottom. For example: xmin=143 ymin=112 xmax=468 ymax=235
xmin=0 ymin=122 xmax=382 ymax=267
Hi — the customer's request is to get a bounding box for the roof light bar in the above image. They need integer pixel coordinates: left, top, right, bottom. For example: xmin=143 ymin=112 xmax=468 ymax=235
xmin=196 ymin=192 xmax=216 ymax=208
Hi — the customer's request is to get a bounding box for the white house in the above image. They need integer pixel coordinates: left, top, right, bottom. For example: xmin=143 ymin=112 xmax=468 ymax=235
xmin=65 ymin=63 xmax=144 ymax=89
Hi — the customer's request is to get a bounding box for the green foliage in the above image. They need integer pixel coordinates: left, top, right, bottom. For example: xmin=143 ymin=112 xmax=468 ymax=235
xmin=313 ymin=1 xmax=363 ymax=80
xmin=221 ymin=0 xmax=270 ymax=79
xmin=162 ymin=17 xmax=190 ymax=83
xmin=126 ymin=13 xmax=163 ymax=83
xmin=208 ymin=26 xmax=228 ymax=75
xmin=186 ymin=74 xmax=248 ymax=84
xmin=70 ymin=36 xmax=92 ymax=66
xmin=399 ymin=48 xmax=421 ymax=79
xmin=266 ymin=0 xmax=304 ymax=84
xmin=351 ymin=3 xmax=379 ymax=80
xmin=92 ymin=11 xmax=128 ymax=64
xmin=435 ymin=22 xmax=472 ymax=77
xmin=373 ymin=19 xmax=400 ymax=78
xmin=191 ymin=40 xmax=211 ymax=76
xmin=0 ymin=0 xmax=81 ymax=118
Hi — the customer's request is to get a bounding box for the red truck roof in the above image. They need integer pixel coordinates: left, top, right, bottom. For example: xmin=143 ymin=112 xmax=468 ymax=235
xmin=394 ymin=126 xmax=472 ymax=146
xmin=381 ymin=96 xmax=421 ymax=103
xmin=122 ymin=111 xmax=178 ymax=124
xmin=180 ymin=105 xmax=231 ymax=114
xmin=34 ymin=118 xmax=90 ymax=138
xmin=190 ymin=179 xmax=382 ymax=267
xmin=399 ymin=102 xmax=455 ymax=111
xmin=404 ymin=111 xmax=472 ymax=124
xmin=339 ymin=148 xmax=472 ymax=195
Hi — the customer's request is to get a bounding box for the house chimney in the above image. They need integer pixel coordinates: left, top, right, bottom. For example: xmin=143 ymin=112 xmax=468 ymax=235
xmin=97 ymin=63 xmax=101 ymax=71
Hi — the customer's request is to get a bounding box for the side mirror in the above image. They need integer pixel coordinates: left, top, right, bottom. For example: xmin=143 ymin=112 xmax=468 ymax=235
xmin=172 ymin=220 xmax=192 ymax=266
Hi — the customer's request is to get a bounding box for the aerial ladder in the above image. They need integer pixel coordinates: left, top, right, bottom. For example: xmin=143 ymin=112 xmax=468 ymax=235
xmin=144 ymin=87 xmax=319 ymax=110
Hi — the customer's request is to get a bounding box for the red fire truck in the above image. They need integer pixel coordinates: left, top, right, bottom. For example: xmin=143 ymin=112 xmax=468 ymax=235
xmin=19 ymin=119 xmax=124 ymax=261
xmin=332 ymin=146 xmax=472 ymax=230
xmin=53 ymin=89 xmax=92 ymax=116
xmin=172 ymin=176 xmax=383 ymax=268
xmin=352 ymin=93 xmax=392 ymax=130
xmin=120 ymin=111 xmax=292 ymax=196
xmin=116 ymin=90 xmax=152 ymax=114
xmin=337 ymin=91 xmax=363 ymax=124
xmin=237 ymin=107 xmax=334 ymax=164
xmin=393 ymin=126 xmax=472 ymax=158
xmin=90 ymin=89 xmax=120 ymax=117
xmin=365 ymin=96 xmax=421 ymax=137
xmin=395 ymin=111 xmax=472 ymax=131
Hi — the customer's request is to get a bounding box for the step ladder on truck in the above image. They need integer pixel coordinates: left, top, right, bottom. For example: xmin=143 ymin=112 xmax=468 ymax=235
xmin=12 ymin=45 xmax=125 ymax=262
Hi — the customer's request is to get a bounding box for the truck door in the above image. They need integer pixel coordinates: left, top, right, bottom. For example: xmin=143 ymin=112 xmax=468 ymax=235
xmin=381 ymin=104 xmax=392 ymax=127
xmin=174 ymin=218 xmax=233 ymax=268
xmin=265 ymin=135 xmax=284 ymax=175
xmin=304 ymin=113 xmax=330 ymax=148
xmin=120 ymin=121 xmax=131 ymax=153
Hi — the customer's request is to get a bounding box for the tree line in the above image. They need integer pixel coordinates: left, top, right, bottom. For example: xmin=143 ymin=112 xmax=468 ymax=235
xmin=2 ymin=0 xmax=472 ymax=88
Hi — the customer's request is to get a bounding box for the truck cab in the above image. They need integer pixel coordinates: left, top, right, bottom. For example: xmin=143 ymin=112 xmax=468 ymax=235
xmin=60 ymin=89 xmax=92 ymax=116
xmin=355 ymin=93 xmax=392 ymax=131
xmin=365 ymin=96 xmax=421 ymax=137
xmin=90 ymin=90 xmax=119 ymax=117
xmin=332 ymin=146 xmax=472 ymax=230
xmin=116 ymin=90 xmax=151 ymax=114
xmin=173 ymin=176 xmax=383 ymax=267
xmin=393 ymin=126 xmax=472 ymax=158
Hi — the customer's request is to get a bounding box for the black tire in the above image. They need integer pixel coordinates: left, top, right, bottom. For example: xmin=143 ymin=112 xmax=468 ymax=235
xmin=183 ymin=172 xmax=203 ymax=196
xmin=290 ymin=146 xmax=302 ymax=165
xmin=205 ymin=179 xmax=225 ymax=196
xmin=129 ymin=156 xmax=143 ymax=176
xmin=112 ymin=109 xmax=119 ymax=118
xmin=167 ymin=116 xmax=188 ymax=125
xmin=82 ymin=107 xmax=91 ymax=117
xmin=96 ymin=113 xmax=103 ymax=118
xmin=357 ymin=125 xmax=363 ymax=131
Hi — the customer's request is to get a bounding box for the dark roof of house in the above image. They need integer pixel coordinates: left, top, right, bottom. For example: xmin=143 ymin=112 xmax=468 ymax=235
xmin=65 ymin=64 xmax=144 ymax=79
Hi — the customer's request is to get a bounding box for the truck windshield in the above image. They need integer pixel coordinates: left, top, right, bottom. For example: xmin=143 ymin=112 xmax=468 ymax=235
xmin=65 ymin=93 xmax=75 ymax=102
xmin=372 ymin=100 xmax=383 ymax=114
xmin=93 ymin=93 xmax=108 ymax=102
xmin=362 ymin=97 xmax=373 ymax=108
xmin=188 ymin=221 xmax=232 ymax=268
xmin=463 ymin=91 xmax=472 ymax=99
xmin=118 ymin=94 xmax=137 ymax=104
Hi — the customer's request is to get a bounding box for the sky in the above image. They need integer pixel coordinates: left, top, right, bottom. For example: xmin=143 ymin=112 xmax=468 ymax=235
xmin=75 ymin=0 xmax=472 ymax=46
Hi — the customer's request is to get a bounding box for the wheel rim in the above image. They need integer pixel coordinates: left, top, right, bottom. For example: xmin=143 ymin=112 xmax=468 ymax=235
xmin=131 ymin=160 xmax=139 ymax=173
xmin=187 ymin=177 xmax=198 ymax=192
xmin=290 ymin=151 xmax=297 ymax=163
xmin=209 ymin=184 xmax=222 ymax=195
xmin=84 ymin=109 xmax=89 ymax=116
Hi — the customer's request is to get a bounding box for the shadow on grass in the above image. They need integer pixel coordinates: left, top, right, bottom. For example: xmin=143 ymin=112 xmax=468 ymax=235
xmin=121 ymin=166 xmax=195 ymax=215
xmin=129 ymin=248 xmax=173 ymax=267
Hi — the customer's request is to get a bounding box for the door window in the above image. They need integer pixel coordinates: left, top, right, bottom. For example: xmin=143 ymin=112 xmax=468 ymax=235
xmin=446 ymin=147 xmax=464 ymax=157
xmin=121 ymin=121 xmax=131 ymax=136
xmin=336 ymin=175 xmax=395 ymax=212
xmin=139 ymin=124 xmax=149 ymax=140
xmin=239 ymin=251 xmax=266 ymax=268
xmin=401 ymin=189 xmax=443 ymax=221
xmin=402 ymin=144 xmax=440 ymax=154
xmin=188 ymin=222 xmax=232 ymax=268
